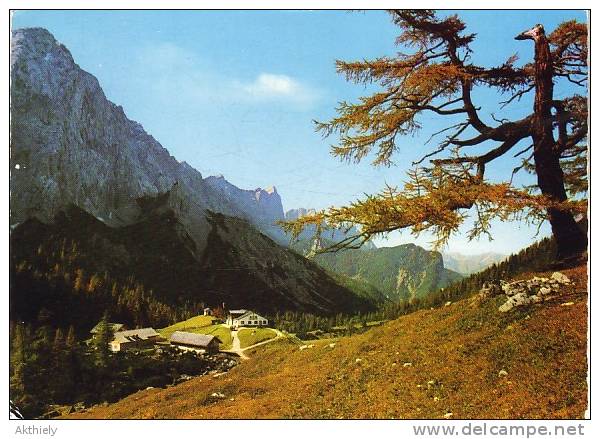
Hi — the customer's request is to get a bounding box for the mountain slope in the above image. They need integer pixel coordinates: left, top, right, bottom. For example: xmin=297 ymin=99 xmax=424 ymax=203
xmin=292 ymin=240 xmax=462 ymax=301
xmin=10 ymin=195 xmax=377 ymax=331
xmin=67 ymin=264 xmax=587 ymax=419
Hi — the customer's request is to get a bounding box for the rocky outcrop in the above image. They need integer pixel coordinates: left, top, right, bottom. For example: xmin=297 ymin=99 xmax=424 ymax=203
xmin=478 ymin=272 xmax=572 ymax=312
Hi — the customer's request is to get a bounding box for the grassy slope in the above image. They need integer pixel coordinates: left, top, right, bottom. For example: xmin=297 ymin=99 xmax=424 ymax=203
xmin=158 ymin=316 xmax=232 ymax=349
xmin=237 ymin=328 xmax=277 ymax=349
xmin=158 ymin=316 xmax=216 ymax=339
xmin=195 ymin=325 xmax=233 ymax=350
xmin=68 ymin=265 xmax=587 ymax=420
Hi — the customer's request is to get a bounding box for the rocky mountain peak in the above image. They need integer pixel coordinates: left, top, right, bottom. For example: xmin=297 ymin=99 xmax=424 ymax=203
xmin=285 ymin=208 xmax=317 ymax=220
xmin=10 ymin=27 xmax=289 ymax=248
xmin=11 ymin=28 xmax=70 ymax=65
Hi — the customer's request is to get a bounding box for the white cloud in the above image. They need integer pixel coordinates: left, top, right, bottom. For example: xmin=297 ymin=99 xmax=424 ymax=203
xmin=238 ymin=73 xmax=319 ymax=106
xmin=132 ymin=43 xmax=320 ymax=109
xmin=244 ymin=73 xmax=300 ymax=96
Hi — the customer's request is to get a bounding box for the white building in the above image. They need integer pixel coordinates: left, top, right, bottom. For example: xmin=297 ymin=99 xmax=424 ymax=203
xmin=226 ymin=309 xmax=268 ymax=329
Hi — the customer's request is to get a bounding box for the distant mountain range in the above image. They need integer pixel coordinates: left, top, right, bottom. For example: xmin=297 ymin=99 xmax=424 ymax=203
xmin=9 ymin=27 xmax=463 ymax=326
xmin=442 ymin=252 xmax=507 ymax=275
xmin=291 ymin=239 xmax=462 ymax=302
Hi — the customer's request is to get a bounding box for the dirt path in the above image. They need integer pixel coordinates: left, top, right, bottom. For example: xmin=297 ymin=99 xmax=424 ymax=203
xmin=223 ymin=328 xmax=284 ymax=361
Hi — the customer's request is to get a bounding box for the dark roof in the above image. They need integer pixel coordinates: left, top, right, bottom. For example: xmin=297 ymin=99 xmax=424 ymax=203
xmin=169 ymin=331 xmax=217 ymax=348
xmin=113 ymin=328 xmax=159 ymax=343
xmin=90 ymin=322 xmax=125 ymax=334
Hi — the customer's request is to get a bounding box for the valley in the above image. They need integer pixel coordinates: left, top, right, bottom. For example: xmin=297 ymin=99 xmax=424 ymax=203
xmin=9 ymin=27 xmax=458 ymax=327
xmin=8 ymin=9 xmax=590 ymax=424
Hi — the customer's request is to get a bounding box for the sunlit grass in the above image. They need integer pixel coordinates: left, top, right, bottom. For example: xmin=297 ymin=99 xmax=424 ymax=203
xmin=158 ymin=315 xmax=217 ymax=340
xmin=238 ymin=328 xmax=277 ymax=348
xmin=69 ymin=265 xmax=588 ymax=420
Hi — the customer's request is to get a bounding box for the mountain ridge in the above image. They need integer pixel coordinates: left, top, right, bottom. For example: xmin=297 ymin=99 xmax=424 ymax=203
xmin=291 ymin=239 xmax=461 ymax=301
xmin=10 ymin=27 xmax=285 ymax=252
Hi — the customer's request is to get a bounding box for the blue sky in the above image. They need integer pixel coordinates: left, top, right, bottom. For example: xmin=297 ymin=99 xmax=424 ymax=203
xmin=11 ymin=10 xmax=587 ymax=255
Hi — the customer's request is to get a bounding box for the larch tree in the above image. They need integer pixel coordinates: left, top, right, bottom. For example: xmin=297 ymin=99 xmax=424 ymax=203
xmin=282 ymin=10 xmax=587 ymax=261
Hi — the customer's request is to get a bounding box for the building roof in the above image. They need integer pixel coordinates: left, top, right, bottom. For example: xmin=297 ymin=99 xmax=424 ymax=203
xmin=112 ymin=328 xmax=160 ymax=343
xmin=90 ymin=322 xmax=125 ymax=334
xmin=228 ymin=309 xmax=248 ymax=315
xmin=232 ymin=311 xmax=267 ymax=321
xmin=169 ymin=331 xmax=217 ymax=348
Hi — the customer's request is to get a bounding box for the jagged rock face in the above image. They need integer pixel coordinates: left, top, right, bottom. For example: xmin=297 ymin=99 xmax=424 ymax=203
xmin=11 ymin=29 xmax=183 ymax=222
xmin=284 ymin=208 xmax=376 ymax=250
xmin=9 ymin=28 xmax=284 ymax=251
xmin=204 ymin=175 xmax=286 ymax=243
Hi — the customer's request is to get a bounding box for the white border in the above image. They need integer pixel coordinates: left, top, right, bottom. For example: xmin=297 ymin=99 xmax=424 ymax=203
xmin=1 ymin=2 xmax=596 ymax=439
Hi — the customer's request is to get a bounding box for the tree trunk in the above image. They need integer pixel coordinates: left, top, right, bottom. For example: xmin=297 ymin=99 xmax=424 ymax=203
xmin=531 ymin=34 xmax=587 ymax=261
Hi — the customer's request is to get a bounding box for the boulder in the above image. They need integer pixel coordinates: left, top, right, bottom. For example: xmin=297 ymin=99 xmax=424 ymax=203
xmin=551 ymin=272 xmax=571 ymax=284
xmin=499 ymin=292 xmax=531 ymax=312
